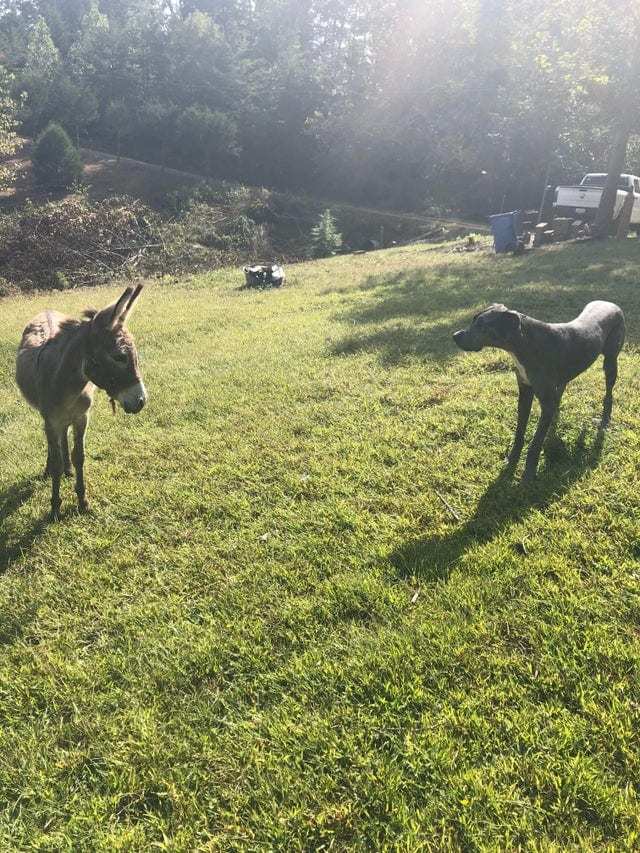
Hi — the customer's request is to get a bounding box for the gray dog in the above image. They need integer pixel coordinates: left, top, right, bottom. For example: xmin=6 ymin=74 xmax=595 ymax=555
xmin=453 ymin=301 xmax=625 ymax=480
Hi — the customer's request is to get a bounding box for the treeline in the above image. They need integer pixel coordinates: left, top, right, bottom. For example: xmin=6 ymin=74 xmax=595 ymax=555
xmin=0 ymin=0 xmax=638 ymax=215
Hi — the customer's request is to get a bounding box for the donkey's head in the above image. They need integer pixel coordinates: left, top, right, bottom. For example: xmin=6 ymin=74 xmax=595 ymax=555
xmin=84 ymin=285 xmax=148 ymax=414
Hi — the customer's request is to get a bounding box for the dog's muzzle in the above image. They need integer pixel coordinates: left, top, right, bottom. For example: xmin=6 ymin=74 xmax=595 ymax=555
xmin=453 ymin=330 xmax=481 ymax=351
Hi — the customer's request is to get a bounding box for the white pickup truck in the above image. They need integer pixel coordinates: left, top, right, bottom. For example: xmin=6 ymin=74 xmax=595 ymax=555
xmin=553 ymin=173 xmax=640 ymax=229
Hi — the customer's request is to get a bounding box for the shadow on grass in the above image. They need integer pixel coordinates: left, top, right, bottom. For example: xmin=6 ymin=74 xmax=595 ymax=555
xmin=0 ymin=477 xmax=46 ymax=574
xmin=391 ymin=427 xmax=605 ymax=584
xmin=331 ymin=241 xmax=640 ymax=365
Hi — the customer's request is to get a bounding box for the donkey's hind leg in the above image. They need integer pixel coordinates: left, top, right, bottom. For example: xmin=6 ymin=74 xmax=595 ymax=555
xmin=72 ymin=414 xmax=90 ymax=514
xmin=44 ymin=420 xmax=64 ymax=521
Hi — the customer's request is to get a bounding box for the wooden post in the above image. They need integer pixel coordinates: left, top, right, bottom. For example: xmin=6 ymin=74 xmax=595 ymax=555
xmin=616 ymin=187 xmax=635 ymax=239
xmin=537 ymin=161 xmax=553 ymax=225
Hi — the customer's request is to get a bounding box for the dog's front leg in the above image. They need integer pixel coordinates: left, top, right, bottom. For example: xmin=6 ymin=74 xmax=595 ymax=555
xmin=506 ymin=382 xmax=534 ymax=469
xmin=522 ymin=389 xmax=562 ymax=481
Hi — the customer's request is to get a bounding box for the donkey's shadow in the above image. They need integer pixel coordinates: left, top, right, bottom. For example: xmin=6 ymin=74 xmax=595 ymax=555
xmin=391 ymin=428 xmax=605 ymax=584
xmin=0 ymin=477 xmax=47 ymax=574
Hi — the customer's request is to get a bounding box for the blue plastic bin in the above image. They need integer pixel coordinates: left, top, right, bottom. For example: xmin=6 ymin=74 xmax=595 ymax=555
xmin=488 ymin=211 xmax=521 ymax=253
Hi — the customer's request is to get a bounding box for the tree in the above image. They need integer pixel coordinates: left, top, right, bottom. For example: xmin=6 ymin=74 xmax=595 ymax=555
xmin=32 ymin=121 xmax=83 ymax=190
xmin=48 ymin=75 xmax=98 ymax=146
xmin=132 ymin=99 xmax=177 ymax=169
xmin=19 ymin=15 xmax=60 ymax=133
xmin=176 ymin=105 xmax=238 ymax=175
xmin=25 ymin=16 xmax=60 ymax=79
xmin=309 ymin=209 xmax=342 ymax=257
xmin=593 ymin=8 xmax=640 ymax=237
xmin=104 ymin=98 xmax=132 ymax=162
xmin=0 ymin=65 xmax=19 ymax=192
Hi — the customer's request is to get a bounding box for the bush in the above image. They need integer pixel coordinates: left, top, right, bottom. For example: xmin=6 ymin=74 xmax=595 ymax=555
xmin=32 ymin=121 xmax=83 ymax=190
xmin=309 ymin=209 xmax=342 ymax=257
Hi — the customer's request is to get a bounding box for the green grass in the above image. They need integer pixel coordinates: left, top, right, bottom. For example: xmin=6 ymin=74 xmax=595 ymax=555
xmin=1 ymin=241 xmax=640 ymax=850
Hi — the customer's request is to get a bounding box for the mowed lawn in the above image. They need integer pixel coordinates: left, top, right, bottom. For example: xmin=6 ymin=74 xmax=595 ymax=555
xmin=1 ymin=240 xmax=640 ymax=850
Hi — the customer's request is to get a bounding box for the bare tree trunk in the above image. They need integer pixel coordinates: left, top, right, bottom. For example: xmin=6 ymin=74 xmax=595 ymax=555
xmin=593 ymin=120 xmax=632 ymax=238
xmin=593 ymin=31 xmax=640 ymax=238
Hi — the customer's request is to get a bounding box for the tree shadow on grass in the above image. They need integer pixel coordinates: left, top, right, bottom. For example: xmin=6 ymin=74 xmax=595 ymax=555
xmin=390 ymin=427 xmax=605 ymax=584
xmin=331 ymin=242 xmax=640 ymax=365
xmin=0 ymin=477 xmax=47 ymax=574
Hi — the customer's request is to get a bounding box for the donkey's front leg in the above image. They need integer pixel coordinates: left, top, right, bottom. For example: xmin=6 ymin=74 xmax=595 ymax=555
xmin=44 ymin=420 xmax=64 ymax=521
xmin=72 ymin=414 xmax=90 ymax=514
xmin=61 ymin=427 xmax=73 ymax=477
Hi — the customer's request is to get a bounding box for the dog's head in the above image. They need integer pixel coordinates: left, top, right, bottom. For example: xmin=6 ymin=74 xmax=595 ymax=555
xmin=453 ymin=304 xmax=521 ymax=352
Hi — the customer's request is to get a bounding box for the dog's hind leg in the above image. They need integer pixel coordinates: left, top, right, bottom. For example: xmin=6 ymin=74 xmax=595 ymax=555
xmin=544 ymin=383 xmax=567 ymax=460
xmin=41 ymin=448 xmax=51 ymax=480
xmin=601 ymin=353 xmax=618 ymax=428
xmin=601 ymin=320 xmax=625 ymax=429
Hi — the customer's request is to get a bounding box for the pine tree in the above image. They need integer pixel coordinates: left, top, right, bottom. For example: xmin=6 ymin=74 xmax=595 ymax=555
xmin=309 ymin=209 xmax=343 ymax=257
xmin=32 ymin=122 xmax=83 ymax=190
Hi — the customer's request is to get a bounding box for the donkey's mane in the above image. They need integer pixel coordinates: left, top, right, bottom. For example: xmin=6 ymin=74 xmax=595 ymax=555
xmin=82 ymin=308 xmax=98 ymax=320
xmin=59 ymin=312 xmax=93 ymax=334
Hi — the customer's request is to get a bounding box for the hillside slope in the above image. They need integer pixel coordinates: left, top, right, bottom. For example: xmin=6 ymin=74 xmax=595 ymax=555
xmin=1 ymin=241 xmax=639 ymax=849
xmin=1 ymin=141 xmax=487 ymax=252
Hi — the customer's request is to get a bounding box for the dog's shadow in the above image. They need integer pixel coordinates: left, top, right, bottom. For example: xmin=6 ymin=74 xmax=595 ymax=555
xmin=0 ymin=477 xmax=48 ymax=574
xmin=391 ymin=428 xmax=605 ymax=584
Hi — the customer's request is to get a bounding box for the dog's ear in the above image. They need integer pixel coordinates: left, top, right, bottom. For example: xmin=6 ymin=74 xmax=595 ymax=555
xmin=495 ymin=309 xmax=521 ymax=335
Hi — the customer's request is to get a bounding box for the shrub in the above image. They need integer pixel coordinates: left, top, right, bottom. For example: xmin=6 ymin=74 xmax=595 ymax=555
xmin=32 ymin=121 xmax=83 ymax=190
xmin=309 ymin=209 xmax=343 ymax=257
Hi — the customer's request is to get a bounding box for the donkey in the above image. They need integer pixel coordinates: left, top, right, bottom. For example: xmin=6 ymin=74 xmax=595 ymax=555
xmin=16 ymin=285 xmax=147 ymax=520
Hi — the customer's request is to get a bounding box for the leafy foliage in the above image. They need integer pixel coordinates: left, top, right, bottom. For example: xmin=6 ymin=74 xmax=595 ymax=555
xmin=1 ymin=1 xmax=638 ymax=214
xmin=31 ymin=121 xmax=83 ymax=190
xmin=0 ymin=65 xmax=19 ymax=191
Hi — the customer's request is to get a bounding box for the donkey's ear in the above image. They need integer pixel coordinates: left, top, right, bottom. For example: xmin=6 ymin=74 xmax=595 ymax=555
xmin=120 ymin=283 xmax=143 ymax=324
xmin=91 ymin=288 xmax=132 ymax=329
xmin=110 ymin=286 xmax=135 ymax=327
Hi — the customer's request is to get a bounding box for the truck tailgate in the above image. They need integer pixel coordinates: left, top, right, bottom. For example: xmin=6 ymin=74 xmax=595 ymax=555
xmin=555 ymin=186 xmax=603 ymax=209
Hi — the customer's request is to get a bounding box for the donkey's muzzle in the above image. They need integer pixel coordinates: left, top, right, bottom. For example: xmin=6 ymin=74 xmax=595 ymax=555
xmin=118 ymin=381 xmax=147 ymax=414
xmin=124 ymin=396 xmax=146 ymax=414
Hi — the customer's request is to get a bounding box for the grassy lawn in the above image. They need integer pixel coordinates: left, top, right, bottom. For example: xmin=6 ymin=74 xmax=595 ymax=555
xmin=1 ymin=240 xmax=640 ymax=850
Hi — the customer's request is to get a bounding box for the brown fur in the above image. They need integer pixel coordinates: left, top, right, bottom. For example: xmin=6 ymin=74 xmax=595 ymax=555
xmin=16 ymin=285 xmax=146 ymax=520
